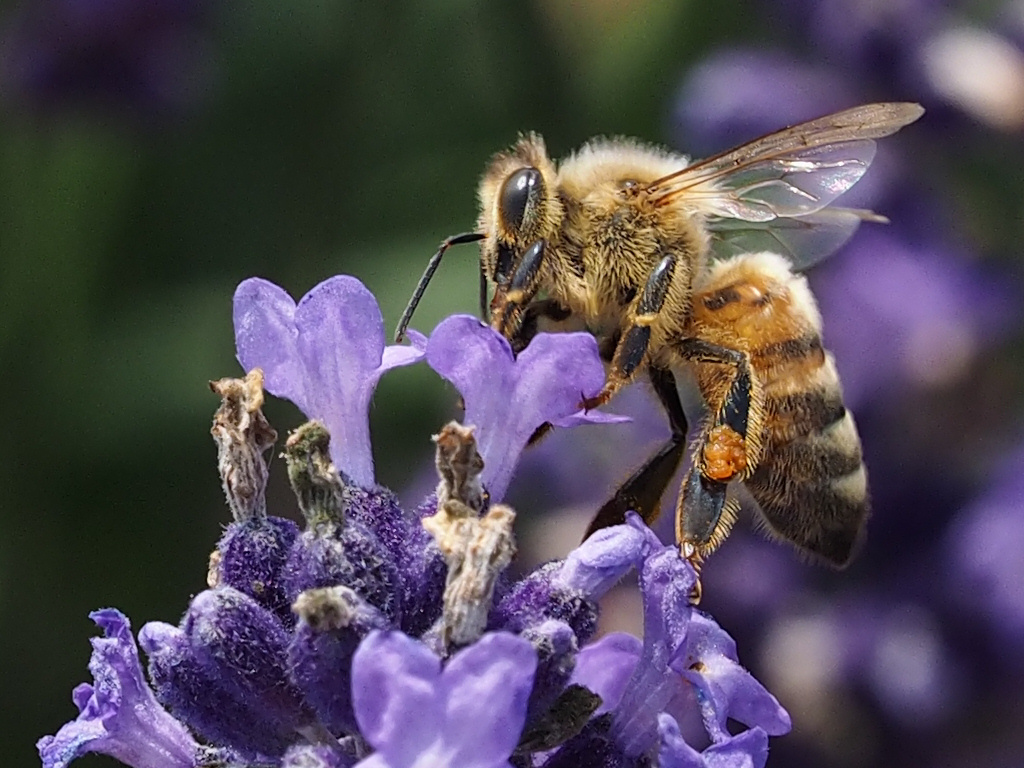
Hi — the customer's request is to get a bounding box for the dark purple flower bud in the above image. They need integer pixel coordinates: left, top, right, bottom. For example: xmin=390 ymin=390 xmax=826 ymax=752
xmin=489 ymin=561 xmax=599 ymax=646
xmin=521 ymin=620 xmax=579 ymax=725
xmin=541 ymin=716 xmax=641 ymax=768
xmin=284 ymin=522 xmax=402 ymax=625
xmin=397 ymin=494 xmax=447 ymax=637
xmin=658 ymin=713 xmax=769 ymax=768
xmin=141 ymin=588 xmax=313 ymax=759
xmin=671 ymin=612 xmax=791 ymax=740
xmin=140 ymin=620 xmax=290 ymax=762
xmin=426 ymin=314 xmax=623 ymax=501
xmin=288 ymin=586 xmax=389 ymax=736
xmin=281 ymin=421 xmax=404 ymax=624
xmin=234 ymin=276 xmax=426 ymax=489
xmin=350 ymin=630 xmax=537 ymax=768
xmin=185 ymin=588 xmax=311 ymax=732
xmin=37 ymin=610 xmax=199 ymax=768
xmin=214 ymin=516 xmax=300 ymax=626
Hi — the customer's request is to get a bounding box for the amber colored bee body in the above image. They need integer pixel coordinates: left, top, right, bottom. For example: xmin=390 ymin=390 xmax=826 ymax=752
xmin=396 ymin=103 xmax=923 ymax=574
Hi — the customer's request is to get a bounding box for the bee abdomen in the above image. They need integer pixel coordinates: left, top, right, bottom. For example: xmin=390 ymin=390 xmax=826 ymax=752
xmin=745 ymin=348 xmax=869 ymax=567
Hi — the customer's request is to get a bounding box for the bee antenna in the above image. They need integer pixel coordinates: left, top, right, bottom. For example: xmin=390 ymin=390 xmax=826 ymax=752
xmin=394 ymin=232 xmax=486 ymax=342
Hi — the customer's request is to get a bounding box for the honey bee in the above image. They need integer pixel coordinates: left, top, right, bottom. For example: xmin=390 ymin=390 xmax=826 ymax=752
xmin=396 ymin=103 xmax=923 ymax=578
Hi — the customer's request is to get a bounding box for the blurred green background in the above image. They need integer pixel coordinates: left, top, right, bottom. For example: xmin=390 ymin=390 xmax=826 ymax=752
xmin=6 ymin=1 xmax=1024 ymax=767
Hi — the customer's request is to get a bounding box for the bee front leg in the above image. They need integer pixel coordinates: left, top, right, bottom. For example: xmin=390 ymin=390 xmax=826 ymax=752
xmin=492 ymin=239 xmax=547 ymax=339
xmin=675 ymin=338 xmax=762 ymax=567
xmin=582 ymin=254 xmax=677 ymax=410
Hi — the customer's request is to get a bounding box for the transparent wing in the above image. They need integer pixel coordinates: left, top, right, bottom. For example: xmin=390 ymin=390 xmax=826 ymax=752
xmin=709 ymin=208 xmax=888 ymax=271
xmin=643 ymin=102 xmax=922 ymax=267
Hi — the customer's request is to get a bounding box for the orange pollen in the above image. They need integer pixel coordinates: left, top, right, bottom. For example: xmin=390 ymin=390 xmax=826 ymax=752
xmin=702 ymin=425 xmax=747 ymax=481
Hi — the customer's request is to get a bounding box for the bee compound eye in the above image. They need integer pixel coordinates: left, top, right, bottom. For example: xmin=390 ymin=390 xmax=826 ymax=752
xmin=499 ymin=167 xmax=543 ymax=232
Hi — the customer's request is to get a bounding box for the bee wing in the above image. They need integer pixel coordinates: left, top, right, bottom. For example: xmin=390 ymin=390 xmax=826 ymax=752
xmin=709 ymin=207 xmax=887 ymax=271
xmin=647 ymin=102 xmax=923 ymax=224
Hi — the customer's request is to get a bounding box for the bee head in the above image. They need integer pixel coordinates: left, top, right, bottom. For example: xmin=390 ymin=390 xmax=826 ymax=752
xmin=478 ymin=133 xmax=562 ymax=287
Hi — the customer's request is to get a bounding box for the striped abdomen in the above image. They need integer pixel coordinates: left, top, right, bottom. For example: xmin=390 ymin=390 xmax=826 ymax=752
xmin=690 ymin=252 xmax=869 ymax=566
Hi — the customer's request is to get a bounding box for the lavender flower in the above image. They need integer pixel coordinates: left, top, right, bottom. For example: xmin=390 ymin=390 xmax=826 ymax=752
xmin=234 ymin=275 xmax=426 ymax=489
xmin=37 ymin=610 xmax=199 ymax=768
xmin=41 ymin=276 xmax=789 ymax=768
xmin=426 ymin=314 xmax=623 ymax=501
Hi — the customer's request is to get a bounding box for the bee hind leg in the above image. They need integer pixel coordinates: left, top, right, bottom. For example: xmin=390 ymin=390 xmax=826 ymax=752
xmin=674 ymin=338 xmax=761 ymax=566
xmin=583 ymin=366 xmax=688 ymax=537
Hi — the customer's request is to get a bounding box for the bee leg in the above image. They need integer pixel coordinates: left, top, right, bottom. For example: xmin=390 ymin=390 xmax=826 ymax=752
xmin=510 ymin=298 xmax=572 ymax=356
xmin=493 ymin=239 xmax=547 ymax=338
xmin=582 ymin=255 xmax=676 ymax=410
xmin=675 ymin=338 xmax=757 ymax=566
xmin=583 ymin=366 xmax=688 ymax=537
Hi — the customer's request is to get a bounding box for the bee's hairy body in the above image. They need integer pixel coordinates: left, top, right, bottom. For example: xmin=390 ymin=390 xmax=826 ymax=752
xmin=397 ymin=103 xmax=924 ymax=579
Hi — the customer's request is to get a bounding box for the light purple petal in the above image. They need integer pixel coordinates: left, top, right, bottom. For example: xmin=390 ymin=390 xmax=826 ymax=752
xmin=37 ymin=609 xmax=198 ymax=768
xmin=441 ymin=632 xmax=537 ymax=765
xmin=658 ymin=714 xmax=769 ymax=768
xmin=352 ymin=631 xmax=443 ymax=768
xmin=657 ymin=713 xmax=704 ymax=768
xmin=234 ymin=278 xmax=305 ymax=406
xmin=570 ymin=633 xmax=642 ymax=715
xmin=426 ymin=315 xmax=611 ymax=500
xmin=672 ymin=612 xmax=791 ymax=738
xmin=233 ymin=276 xmax=424 ymax=488
xmin=552 ymin=517 xmax=657 ymax=598
xmin=380 ymin=329 xmax=428 ymax=372
xmin=549 ymin=409 xmax=631 ymax=428
xmin=611 ymin=546 xmax=698 ymax=756
xmin=352 ymin=631 xmax=535 ymax=768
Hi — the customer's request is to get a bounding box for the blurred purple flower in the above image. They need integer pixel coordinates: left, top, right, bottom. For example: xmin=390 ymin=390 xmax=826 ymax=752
xmin=812 ymin=228 xmax=1019 ymax=408
xmin=767 ymin=0 xmax=945 ymax=83
xmin=426 ymin=314 xmax=624 ymax=501
xmin=350 ymin=630 xmax=536 ymax=768
xmin=234 ymin=276 xmax=426 ymax=489
xmin=674 ymin=49 xmax=858 ymax=156
xmin=0 ymin=0 xmax=214 ymax=119
xmin=948 ymin=446 xmax=1024 ymax=655
xmin=37 ymin=610 xmax=199 ymax=768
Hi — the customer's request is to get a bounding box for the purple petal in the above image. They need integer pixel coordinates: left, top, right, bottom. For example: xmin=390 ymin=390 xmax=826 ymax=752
xmin=658 ymin=714 xmax=769 ymax=768
xmin=549 ymin=409 xmax=631 ymax=428
xmin=351 ymin=630 xmax=536 ymax=768
xmin=611 ymin=546 xmax=698 ymax=756
xmin=672 ymin=612 xmax=791 ymax=738
xmin=657 ymin=713 xmax=704 ymax=768
xmin=37 ymin=609 xmax=198 ymax=768
xmin=440 ymin=632 xmax=537 ymax=765
xmin=426 ymin=315 xmax=611 ymax=500
xmin=570 ymin=633 xmax=642 ymax=715
xmin=352 ymin=631 xmax=445 ymax=767
xmin=234 ymin=278 xmax=304 ymax=405
xmin=552 ymin=518 xmax=657 ymax=598
xmin=234 ymin=276 xmax=424 ymax=488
